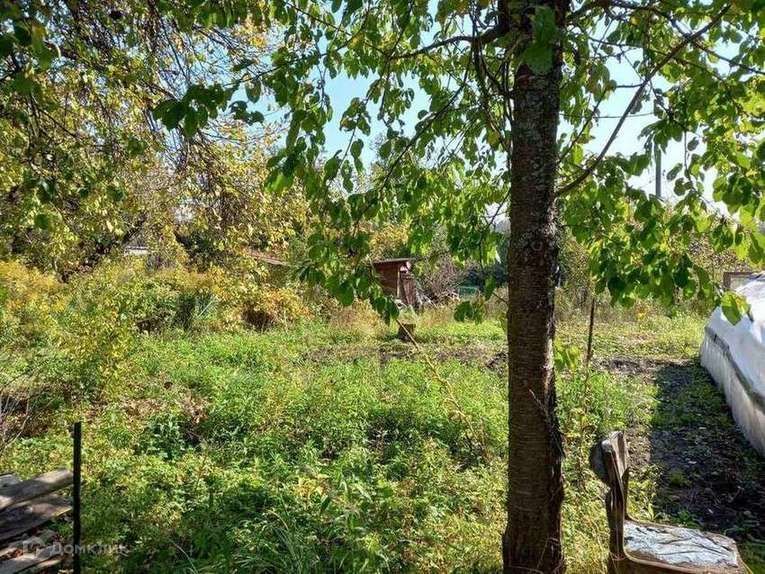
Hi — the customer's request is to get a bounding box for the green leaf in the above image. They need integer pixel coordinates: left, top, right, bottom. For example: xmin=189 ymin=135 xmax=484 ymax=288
xmin=344 ymin=0 xmax=363 ymax=19
xmin=483 ymin=276 xmax=496 ymax=298
xmin=268 ymin=172 xmax=293 ymax=194
xmin=182 ymin=109 xmax=199 ymax=137
xmin=0 ymin=34 xmax=15 ymax=58
xmin=487 ymin=129 xmax=500 ymax=149
xmin=554 ymin=341 xmax=581 ymax=372
xmin=350 ymin=139 xmax=364 ymax=159
xmin=521 ymin=6 xmax=557 ymax=75
xmin=336 ymin=281 xmax=354 ymax=306
xmin=324 ymin=156 xmax=341 ymax=181
xmin=522 ymin=43 xmax=553 ymax=75
xmin=154 ymin=100 xmax=186 ymax=130
xmin=666 ymin=164 xmax=682 ymax=181
xmin=757 ymin=139 xmax=765 ymax=162
xmin=34 ymin=212 xmax=51 ymax=230
xmin=454 ymin=299 xmax=485 ymax=323
xmin=245 ymin=81 xmax=262 ymax=102
xmin=721 ymin=291 xmax=750 ymax=325
xmin=607 ymin=275 xmax=627 ymax=300
xmin=13 ymin=23 xmax=31 ymax=47
xmin=10 ymin=74 xmax=38 ymax=96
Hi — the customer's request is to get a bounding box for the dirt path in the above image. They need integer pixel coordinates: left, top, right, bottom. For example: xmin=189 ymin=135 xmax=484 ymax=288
xmin=605 ymin=356 xmax=765 ymax=545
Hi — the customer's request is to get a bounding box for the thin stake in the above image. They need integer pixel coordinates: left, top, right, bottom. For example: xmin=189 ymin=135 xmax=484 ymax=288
xmin=654 ymin=141 xmax=662 ymax=200
xmin=585 ymin=297 xmax=596 ymax=370
xmin=73 ymin=421 xmax=82 ymax=574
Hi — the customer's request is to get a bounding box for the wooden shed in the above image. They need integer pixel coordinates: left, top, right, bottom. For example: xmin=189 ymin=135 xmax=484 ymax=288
xmin=372 ymin=257 xmax=417 ymax=306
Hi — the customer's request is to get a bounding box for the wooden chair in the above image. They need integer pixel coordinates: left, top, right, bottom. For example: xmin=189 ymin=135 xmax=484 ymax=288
xmin=589 ymin=431 xmax=746 ymax=573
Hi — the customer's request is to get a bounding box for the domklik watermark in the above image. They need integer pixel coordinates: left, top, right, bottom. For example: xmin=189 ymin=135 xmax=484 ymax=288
xmin=22 ymin=537 xmax=129 ymax=557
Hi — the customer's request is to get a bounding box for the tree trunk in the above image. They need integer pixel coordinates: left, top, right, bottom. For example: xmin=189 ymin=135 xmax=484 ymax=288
xmin=502 ymin=2 xmax=567 ymax=572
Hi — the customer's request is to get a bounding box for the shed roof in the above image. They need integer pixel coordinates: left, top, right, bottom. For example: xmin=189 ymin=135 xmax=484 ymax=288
xmin=373 ymin=257 xmax=413 ymax=265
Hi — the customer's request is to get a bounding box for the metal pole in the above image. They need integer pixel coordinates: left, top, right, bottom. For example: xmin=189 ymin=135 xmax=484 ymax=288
xmin=586 ymin=297 xmax=596 ymax=370
xmin=73 ymin=421 xmax=82 ymax=574
xmin=654 ymin=141 xmax=662 ymax=200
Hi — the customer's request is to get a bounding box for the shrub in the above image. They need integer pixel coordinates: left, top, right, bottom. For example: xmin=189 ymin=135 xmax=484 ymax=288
xmin=0 ymin=259 xmax=314 ymax=401
xmin=0 ymin=261 xmax=62 ymax=348
xmin=558 ymin=233 xmax=593 ymax=310
xmin=237 ymin=285 xmax=311 ymax=330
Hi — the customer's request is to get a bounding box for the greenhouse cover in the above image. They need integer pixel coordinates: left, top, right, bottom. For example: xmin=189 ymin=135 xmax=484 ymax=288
xmin=701 ymin=275 xmax=765 ymax=456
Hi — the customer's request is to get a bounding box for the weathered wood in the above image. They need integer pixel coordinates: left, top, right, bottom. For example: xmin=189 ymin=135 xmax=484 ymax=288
xmin=0 ymin=477 xmax=19 ymax=491
xmin=0 ymin=531 xmax=56 ymax=560
xmin=0 ymin=545 xmax=62 ymax=574
xmin=591 ymin=432 xmax=745 ymax=573
xmin=399 ymin=270 xmax=417 ymax=306
xmin=18 ymin=556 xmax=64 ymax=574
xmin=372 ymin=258 xmax=414 ymax=299
xmin=397 ymin=322 xmax=416 ymax=342
xmin=0 ymin=495 xmax=71 ymax=543
xmin=0 ymin=469 xmax=72 ymax=513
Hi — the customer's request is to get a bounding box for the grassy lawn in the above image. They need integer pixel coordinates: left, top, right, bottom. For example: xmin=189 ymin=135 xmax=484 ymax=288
xmin=2 ymin=308 xmax=764 ymax=572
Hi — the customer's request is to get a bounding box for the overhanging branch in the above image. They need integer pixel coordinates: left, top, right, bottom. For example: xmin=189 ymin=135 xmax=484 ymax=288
xmin=393 ymin=21 xmax=510 ymax=59
xmin=557 ymin=4 xmax=731 ymax=196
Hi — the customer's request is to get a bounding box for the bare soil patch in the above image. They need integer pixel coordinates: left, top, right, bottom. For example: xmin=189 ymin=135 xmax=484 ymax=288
xmin=605 ymin=356 xmax=765 ymax=542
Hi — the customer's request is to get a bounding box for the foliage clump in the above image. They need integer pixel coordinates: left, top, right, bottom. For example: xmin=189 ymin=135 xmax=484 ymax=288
xmin=0 ymin=259 xmax=312 ymax=400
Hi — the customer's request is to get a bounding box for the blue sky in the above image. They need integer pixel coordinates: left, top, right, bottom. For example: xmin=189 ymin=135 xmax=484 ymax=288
xmin=305 ymin=61 xmax=684 ymax=200
xmin=252 ymin=17 xmax=737 ymax=210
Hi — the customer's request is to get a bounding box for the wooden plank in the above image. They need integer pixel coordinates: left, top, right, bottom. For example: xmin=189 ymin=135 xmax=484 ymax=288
xmin=20 ymin=556 xmax=64 ymax=574
xmin=0 ymin=470 xmax=72 ymax=513
xmin=0 ymin=531 xmax=56 ymax=560
xmin=0 ymin=477 xmax=19 ymax=490
xmin=0 ymin=494 xmax=71 ymax=543
xmin=0 ymin=545 xmax=62 ymax=574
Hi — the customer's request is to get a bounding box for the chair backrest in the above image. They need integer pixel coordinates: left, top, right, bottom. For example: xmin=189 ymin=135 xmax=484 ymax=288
xmin=590 ymin=431 xmax=628 ymax=482
xmin=590 ymin=431 xmax=630 ymax=557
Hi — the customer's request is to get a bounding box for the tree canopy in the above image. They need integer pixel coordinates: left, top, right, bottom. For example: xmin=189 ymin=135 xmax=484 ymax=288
xmin=3 ymin=1 xmax=763 ymax=313
xmin=0 ymin=1 xmax=307 ymax=273
xmin=145 ymin=0 xmax=764 ymax=321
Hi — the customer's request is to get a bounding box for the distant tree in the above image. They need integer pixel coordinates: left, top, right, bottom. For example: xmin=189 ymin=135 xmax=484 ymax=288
xmin=0 ymin=2 xmax=290 ymax=274
xmin=7 ymin=0 xmax=764 ymax=571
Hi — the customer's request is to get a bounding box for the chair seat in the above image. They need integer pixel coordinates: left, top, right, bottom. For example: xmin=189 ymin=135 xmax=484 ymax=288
xmin=624 ymin=520 xmax=742 ymax=571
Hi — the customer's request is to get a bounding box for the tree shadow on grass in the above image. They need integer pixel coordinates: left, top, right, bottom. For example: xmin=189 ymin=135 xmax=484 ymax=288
xmin=628 ymin=358 xmax=765 ymax=565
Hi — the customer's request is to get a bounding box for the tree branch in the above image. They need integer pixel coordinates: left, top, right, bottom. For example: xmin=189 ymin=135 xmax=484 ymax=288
xmin=557 ymin=4 xmax=731 ymax=196
xmin=393 ymin=21 xmax=510 ymax=59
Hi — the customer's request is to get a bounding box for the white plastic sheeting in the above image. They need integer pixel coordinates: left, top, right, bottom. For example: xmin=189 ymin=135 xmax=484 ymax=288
xmin=624 ymin=521 xmax=740 ymax=569
xmin=700 ymin=275 xmax=765 ymax=456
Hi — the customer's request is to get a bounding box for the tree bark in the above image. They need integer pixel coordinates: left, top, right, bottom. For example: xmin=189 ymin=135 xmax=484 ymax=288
xmin=503 ymin=2 xmax=567 ymax=572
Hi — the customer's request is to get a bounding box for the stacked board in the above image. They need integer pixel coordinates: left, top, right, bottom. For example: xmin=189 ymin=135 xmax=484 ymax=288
xmin=0 ymin=470 xmax=72 ymax=574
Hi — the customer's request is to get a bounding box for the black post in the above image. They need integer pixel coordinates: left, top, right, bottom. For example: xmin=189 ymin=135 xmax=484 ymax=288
xmin=585 ymin=297 xmax=596 ymax=370
xmin=73 ymin=421 xmax=82 ymax=574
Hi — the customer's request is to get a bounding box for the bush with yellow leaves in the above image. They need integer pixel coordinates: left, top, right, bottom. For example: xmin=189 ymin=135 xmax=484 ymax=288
xmin=236 ymin=284 xmax=311 ymax=330
xmin=1 ymin=257 xmax=312 ymax=399
xmin=0 ymin=261 xmax=63 ymax=348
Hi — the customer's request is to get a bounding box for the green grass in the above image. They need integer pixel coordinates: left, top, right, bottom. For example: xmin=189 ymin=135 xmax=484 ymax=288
xmin=5 ymin=307 xmax=761 ymax=573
